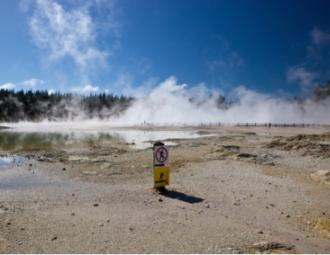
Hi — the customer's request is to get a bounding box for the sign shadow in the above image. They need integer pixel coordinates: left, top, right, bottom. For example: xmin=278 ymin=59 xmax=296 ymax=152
xmin=159 ymin=188 xmax=204 ymax=204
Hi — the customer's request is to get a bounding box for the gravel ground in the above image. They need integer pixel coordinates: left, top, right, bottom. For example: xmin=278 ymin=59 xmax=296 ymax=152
xmin=0 ymin=126 xmax=330 ymax=253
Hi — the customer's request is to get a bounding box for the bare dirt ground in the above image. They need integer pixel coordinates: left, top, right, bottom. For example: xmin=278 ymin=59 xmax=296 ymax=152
xmin=0 ymin=126 xmax=330 ymax=253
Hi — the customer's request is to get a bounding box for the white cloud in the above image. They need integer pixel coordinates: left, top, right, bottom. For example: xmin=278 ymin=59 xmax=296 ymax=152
xmin=72 ymin=84 xmax=99 ymax=94
xmin=0 ymin=83 xmax=16 ymax=90
xmin=287 ymin=66 xmax=316 ymax=87
xmin=47 ymin=89 xmax=55 ymax=94
xmin=310 ymin=28 xmax=330 ymax=45
xmin=21 ymin=78 xmax=44 ymax=87
xmin=0 ymin=78 xmax=45 ymax=90
xmin=28 ymin=0 xmax=109 ymax=70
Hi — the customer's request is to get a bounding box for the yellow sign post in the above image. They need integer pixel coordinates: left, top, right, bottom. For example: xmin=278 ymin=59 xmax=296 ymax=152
xmin=153 ymin=166 xmax=170 ymax=188
xmin=153 ymin=141 xmax=170 ymax=189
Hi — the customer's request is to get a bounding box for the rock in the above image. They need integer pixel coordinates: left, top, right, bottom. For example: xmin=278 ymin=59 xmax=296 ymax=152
xmin=51 ymin=236 xmax=58 ymax=241
xmin=68 ymin=155 xmax=89 ymax=162
xmin=37 ymin=156 xmax=46 ymax=162
xmin=223 ymin=145 xmax=240 ymax=152
xmin=82 ymin=171 xmax=97 ymax=176
xmin=261 ymin=161 xmax=275 ymax=166
xmin=93 ymin=203 xmax=99 ymax=207
xmin=251 ymin=241 xmax=294 ymax=252
xmin=62 ymin=167 xmax=66 ymax=171
xmin=158 ymin=198 xmax=163 ymax=202
xmin=310 ymin=170 xmax=330 ymax=185
xmin=238 ymin=153 xmax=256 ymax=158
xmin=100 ymin=163 xmax=111 ymax=170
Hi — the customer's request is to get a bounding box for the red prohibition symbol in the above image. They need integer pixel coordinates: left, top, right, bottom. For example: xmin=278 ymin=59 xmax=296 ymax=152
xmin=155 ymin=147 xmax=168 ymax=163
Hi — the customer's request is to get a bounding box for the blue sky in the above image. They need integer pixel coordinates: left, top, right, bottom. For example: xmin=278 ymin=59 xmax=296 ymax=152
xmin=0 ymin=0 xmax=330 ymax=96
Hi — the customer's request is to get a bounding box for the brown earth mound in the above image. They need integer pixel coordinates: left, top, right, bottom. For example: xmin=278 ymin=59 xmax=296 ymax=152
xmin=265 ymin=132 xmax=330 ymax=158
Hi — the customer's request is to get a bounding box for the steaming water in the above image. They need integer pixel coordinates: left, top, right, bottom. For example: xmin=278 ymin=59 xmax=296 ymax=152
xmin=0 ymin=128 xmax=214 ymax=151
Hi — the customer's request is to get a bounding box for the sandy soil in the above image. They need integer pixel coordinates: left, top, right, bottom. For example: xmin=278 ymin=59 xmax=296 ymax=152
xmin=0 ymin=126 xmax=330 ymax=253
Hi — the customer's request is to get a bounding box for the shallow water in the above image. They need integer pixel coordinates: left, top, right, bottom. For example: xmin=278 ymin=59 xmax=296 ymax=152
xmin=0 ymin=129 xmax=214 ymax=151
xmin=0 ymin=155 xmax=25 ymax=167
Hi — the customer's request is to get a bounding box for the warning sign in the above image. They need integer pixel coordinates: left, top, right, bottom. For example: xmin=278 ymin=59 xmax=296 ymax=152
xmin=153 ymin=166 xmax=170 ymax=188
xmin=154 ymin=146 xmax=169 ymax=166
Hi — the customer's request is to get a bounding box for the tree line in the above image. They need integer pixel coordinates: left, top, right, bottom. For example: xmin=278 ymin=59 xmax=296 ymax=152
xmin=0 ymin=90 xmax=133 ymax=122
xmin=0 ymin=79 xmax=329 ymax=122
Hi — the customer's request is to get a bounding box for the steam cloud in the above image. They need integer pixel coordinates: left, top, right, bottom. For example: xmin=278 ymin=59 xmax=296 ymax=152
xmin=111 ymin=76 xmax=330 ymax=126
xmin=3 ymin=76 xmax=330 ymax=130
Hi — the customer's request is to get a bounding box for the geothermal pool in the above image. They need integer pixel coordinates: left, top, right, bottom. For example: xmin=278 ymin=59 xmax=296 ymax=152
xmin=0 ymin=127 xmax=214 ymax=150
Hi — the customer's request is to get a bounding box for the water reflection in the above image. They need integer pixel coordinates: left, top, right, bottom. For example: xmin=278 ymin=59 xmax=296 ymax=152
xmin=0 ymin=155 xmax=25 ymax=166
xmin=0 ymin=129 xmax=213 ymax=151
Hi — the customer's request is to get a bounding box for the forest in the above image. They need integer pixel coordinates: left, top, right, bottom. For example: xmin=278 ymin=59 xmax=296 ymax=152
xmin=0 ymin=90 xmax=133 ymax=122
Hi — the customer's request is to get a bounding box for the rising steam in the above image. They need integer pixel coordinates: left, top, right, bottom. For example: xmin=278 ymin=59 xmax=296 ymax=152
xmin=2 ymin=76 xmax=330 ymax=130
xmin=111 ymin=76 xmax=330 ymax=126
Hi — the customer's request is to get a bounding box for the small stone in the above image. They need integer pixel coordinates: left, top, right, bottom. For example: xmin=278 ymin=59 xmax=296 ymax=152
xmin=258 ymin=230 xmax=263 ymax=234
xmin=310 ymin=170 xmax=330 ymax=185
xmin=99 ymin=223 xmax=104 ymax=227
xmin=158 ymin=198 xmax=163 ymax=202
xmin=83 ymin=171 xmax=97 ymax=176
xmin=129 ymin=227 xmax=134 ymax=231
xmin=71 ymin=212 xmax=75 ymax=216
xmin=62 ymin=167 xmax=66 ymax=171
xmin=286 ymin=214 xmax=291 ymax=218
xmin=251 ymin=241 xmax=294 ymax=252
xmin=93 ymin=203 xmax=99 ymax=207
xmin=204 ymin=203 xmax=210 ymax=208
xmin=51 ymin=236 xmax=57 ymax=241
